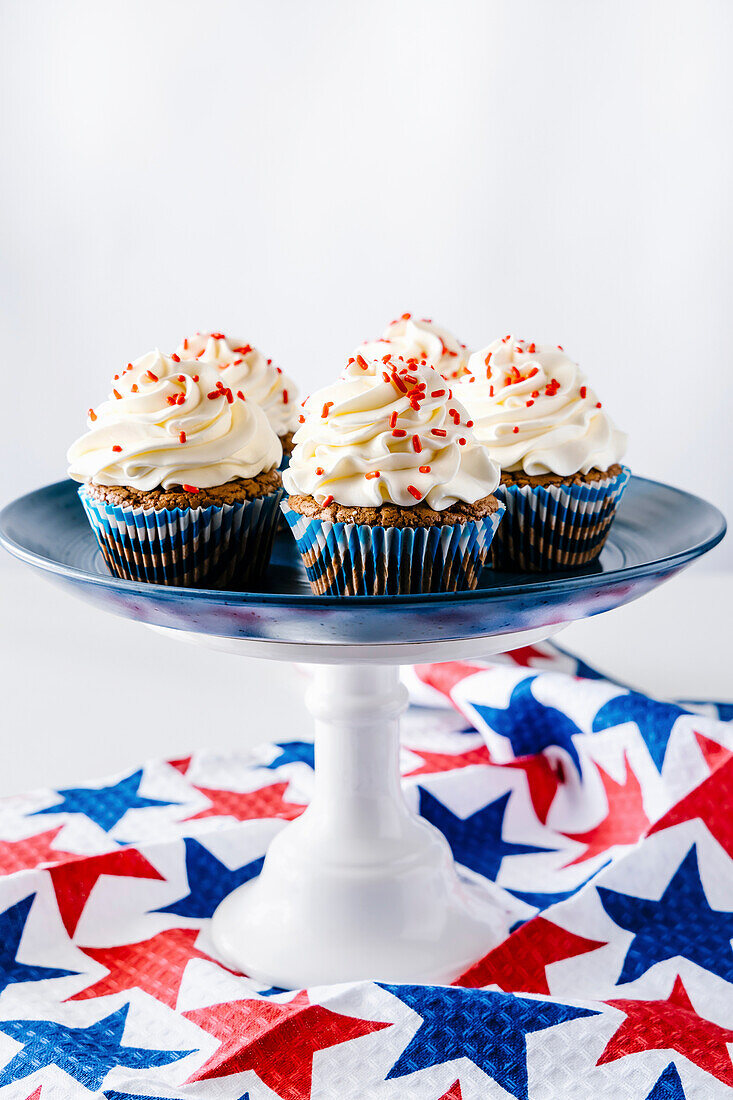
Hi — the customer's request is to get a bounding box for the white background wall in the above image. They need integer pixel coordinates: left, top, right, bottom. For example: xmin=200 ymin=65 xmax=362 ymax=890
xmin=1 ymin=0 xmax=731 ymax=565
xmin=0 ymin=1 xmax=731 ymax=794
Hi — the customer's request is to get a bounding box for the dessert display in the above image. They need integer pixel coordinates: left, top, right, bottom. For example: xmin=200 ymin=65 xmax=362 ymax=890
xmin=358 ymin=313 xmax=470 ymax=380
xmin=454 ymin=336 xmax=629 ymax=571
xmin=67 ymin=349 xmax=284 ymax=587
xmin=281 ymin=352 xmax=504 ymax=594
xmin=176 ymin=331 xmax=299 ymax=460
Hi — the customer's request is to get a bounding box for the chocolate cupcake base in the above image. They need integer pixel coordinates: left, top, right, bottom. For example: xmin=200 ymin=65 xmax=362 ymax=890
xmin=491 ymin=464 xmax=630 ymax=572
xmin=281 ymin=494 xmax=504 ymax=596
xmin=79 ymin=473 xmax=284 ymax=588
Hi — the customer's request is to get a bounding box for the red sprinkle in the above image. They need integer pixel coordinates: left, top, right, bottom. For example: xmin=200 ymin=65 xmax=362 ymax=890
xmin=489 ymin=386 xmax=495 ymax=397
xmin=298 ymin=414 xmax=305 ymax=424
xmin=176 ymin=394 xmax=185 ymax=405
xmin=401 ymin=312 xmax=412 ymax=320
xmin=183 ymin=339 xmax=189 ymax=350
xmin=407 ymin=485 xmax=422 ymax=500
xmin=579 ymin=386 xmax=587 ymax=399
xmin=392 ymin=428 xmax=407 ymax=438
xmin=526 ymin=400 xmax=535 ymax=407
xmin=391 ymin=373 xmax=408 ymax=394
xmin=458 ymin=437 xmax=466 ymax=445
xmin=322 ymin=495 xmax=334 ymax=508
xmin=146 ymin=370 xmax=159 ymax=382
xmin=531 ymin=390 xmax=540 ymax=397
xmin=282 ymin=389 xmax=289 ymax=404
xmin=466 ymin=420 xmax=474 ymax=427
xmin=412 ymin=434 xmax=422 ymax=453
xmin=177 ymin=374 xmax=185 ymax=382
xmin=418 ymin=465 xmax=431 ymax=474
xmin=179 ymin=431 xmax=187 ymax=443
xmin=211 ymin=332 xmax=225 ymax=340
xmin=112 ymin=444 xmax=122 ymax=452
xmin=431 ymin=428 xmax=447 ymax=437
xmin=171 ymin=353 xmax=181 ymax=362
xmin=207 ymin=390 xmax=220 ymax=400
xmin=237 ymin=390 xmax=246 ymax=401
xmin=113 ymin=388 xmax=122 ymax=400
xmin=192 ymin=375 xmax=199 ymax=382
xmin=356 ymin=354 xmax=369 ymax=371
xmin=113 ymin=374 xmax=120 ymax=381
xmin=131 ymin=384 xmax=138 ymax=393
xmin=431 ymin=389 xmax=446 ymax=398
xmin=513 ymin=426 xmax=519 ymax=433
xmin=321 ymin=402 xmax=333 ymax=418
xmin=596 ymin=401 xmax=602 ymax=408
xmin=315 ymin=467 xmax=325 ymax=476
xmin=365 ymin=470 xmax=380 ymax=480
xmin=528 ymin=343 xmax=536 ymax=354
xmin=182 ymin=484 xmax=198 ymax=493
xmin=389 ymin=411 xmax=398 ymax=429
xmin=88 ymin=408 xmax=97 ymax=421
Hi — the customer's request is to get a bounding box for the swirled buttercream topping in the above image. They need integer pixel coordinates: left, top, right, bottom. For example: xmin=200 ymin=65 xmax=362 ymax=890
xmin=67 ymin=349 xmax=282 ymax=491
xmin=176 ymin=332 xmax=299 ymax=437
xmin=357 ymin=313 xmax=470 ymax=380
xmin=454 ymin=336 xmax=627 ymax=476
xmin=282 ymin=352 xmax=499 ymax=509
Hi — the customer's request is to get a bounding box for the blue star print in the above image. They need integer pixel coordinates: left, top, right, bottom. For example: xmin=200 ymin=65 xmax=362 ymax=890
xmin=418 ymin=786 xmax=554 ymax=882
xmin=154 ymin=837 xmax=264 ymax=919
xmin=379 ymin=983 xmax=599 ymax=1099
xmin=0 ymin=1003 xmax=193 ymax=1089
xmin=598 ymin=846 xmax=733 ymax=985
xmin=592 ymin=691 xmax=686 ymax=772
xmin=30 ymin=769 xmax=178 ymax=833
xmin=645 ymin=1062 xmax=686 ymax=1099
xmin=470 ymin=677 xmax=583 ymax=772
xmin=261 ymin=741 xmax=315 ymax=770
xmin=0 ymin=894 xmax=76 ymax=993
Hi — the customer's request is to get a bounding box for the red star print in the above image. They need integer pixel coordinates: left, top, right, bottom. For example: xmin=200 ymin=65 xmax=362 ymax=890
xmin=49 ymin=848 xmax=164 ymax=936
xmin=561 ymin=755 xmax=649 ymax=866
xmin=503 ymin=644 xmax=555 ymax=668
xmin=68 ymin=928 xmax=218 ymax=1009
xmin=599 ymin=975 xmax=733 ymax=1086
xmin=647 ymin=756 xmax=733 ymax=860
xmin=167 ymin=755 xmax=192 ymax=776
xmin=413 ymin=661 xmax=481 ymax=702
xmin=503 ymin=753 xmax=562 ymax=825
xmin=456 ymin=916 xmax=605 ymax=993
xmin=185 ymin=782 xmax=305 ymax=823
xmin=403 ymin=745 xmax=492 ymax=777
xmin=0 ymin=827 xmax=72 ymax=874
xmin=184 ymin=991 xmax=391 ymax=1096
xmin=694 ymin=730 xmax=732 ymax=772
xmin=438 ymin=1081 xmax=462 ymax=1100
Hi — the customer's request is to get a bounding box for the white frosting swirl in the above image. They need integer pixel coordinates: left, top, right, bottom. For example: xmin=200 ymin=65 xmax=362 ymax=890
xmin=357 ymin=314 xmax=470 ymax=380
xmin=283 ymin=354 xmax=499 ymax=509
xmin=454 ymin=336 xmax=627 ymax=476
xmin=176 ymin=332 xmax=299 ymax=437
xmin=67 ymin=349 xmax=282 ymax=490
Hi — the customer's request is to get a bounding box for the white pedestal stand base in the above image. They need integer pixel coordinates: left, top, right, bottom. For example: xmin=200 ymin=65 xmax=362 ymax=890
xmin=211 ymin=663 xmax=510 ymax=987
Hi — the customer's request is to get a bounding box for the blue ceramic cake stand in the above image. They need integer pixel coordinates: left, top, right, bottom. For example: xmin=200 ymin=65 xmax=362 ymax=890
xmin=0 ymin=476 xmax=725 ymax=987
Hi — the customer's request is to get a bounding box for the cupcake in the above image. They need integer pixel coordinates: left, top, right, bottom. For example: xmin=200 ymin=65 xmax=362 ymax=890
xmin=176 ymin=332 xmax=299 ymax=460
xmin=357 ymin=313 xmax=471 ymax=380
xmin=67 ymin=349 xmax=284 ymax=588
xmin=281 ymin=352 xmax=504 ymax=595
xmin=454 ymin=336 xmax=630 ymax=572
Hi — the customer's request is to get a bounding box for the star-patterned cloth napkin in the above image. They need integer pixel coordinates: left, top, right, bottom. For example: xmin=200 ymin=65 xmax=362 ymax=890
xmin=0 ymin=643 xmax=730 ymax=1099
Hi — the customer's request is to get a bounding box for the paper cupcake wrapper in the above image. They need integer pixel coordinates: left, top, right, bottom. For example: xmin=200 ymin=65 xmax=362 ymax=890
xmin=491 ymin=465 xmax=631 ymax=572
xmin=280 ymin=499 xmax=505 ymax=595
xmin=79 ymin=485 xmax=284 ymax=589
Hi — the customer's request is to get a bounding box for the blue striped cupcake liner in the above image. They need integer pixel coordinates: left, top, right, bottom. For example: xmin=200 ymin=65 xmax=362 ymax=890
xmin=280 ymin=499 xmax=505 ymax=595
xmin=491 ymin=465 xmax=631 ymax=572
xmin=79 ymin=485 xmax=284 ymax=588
